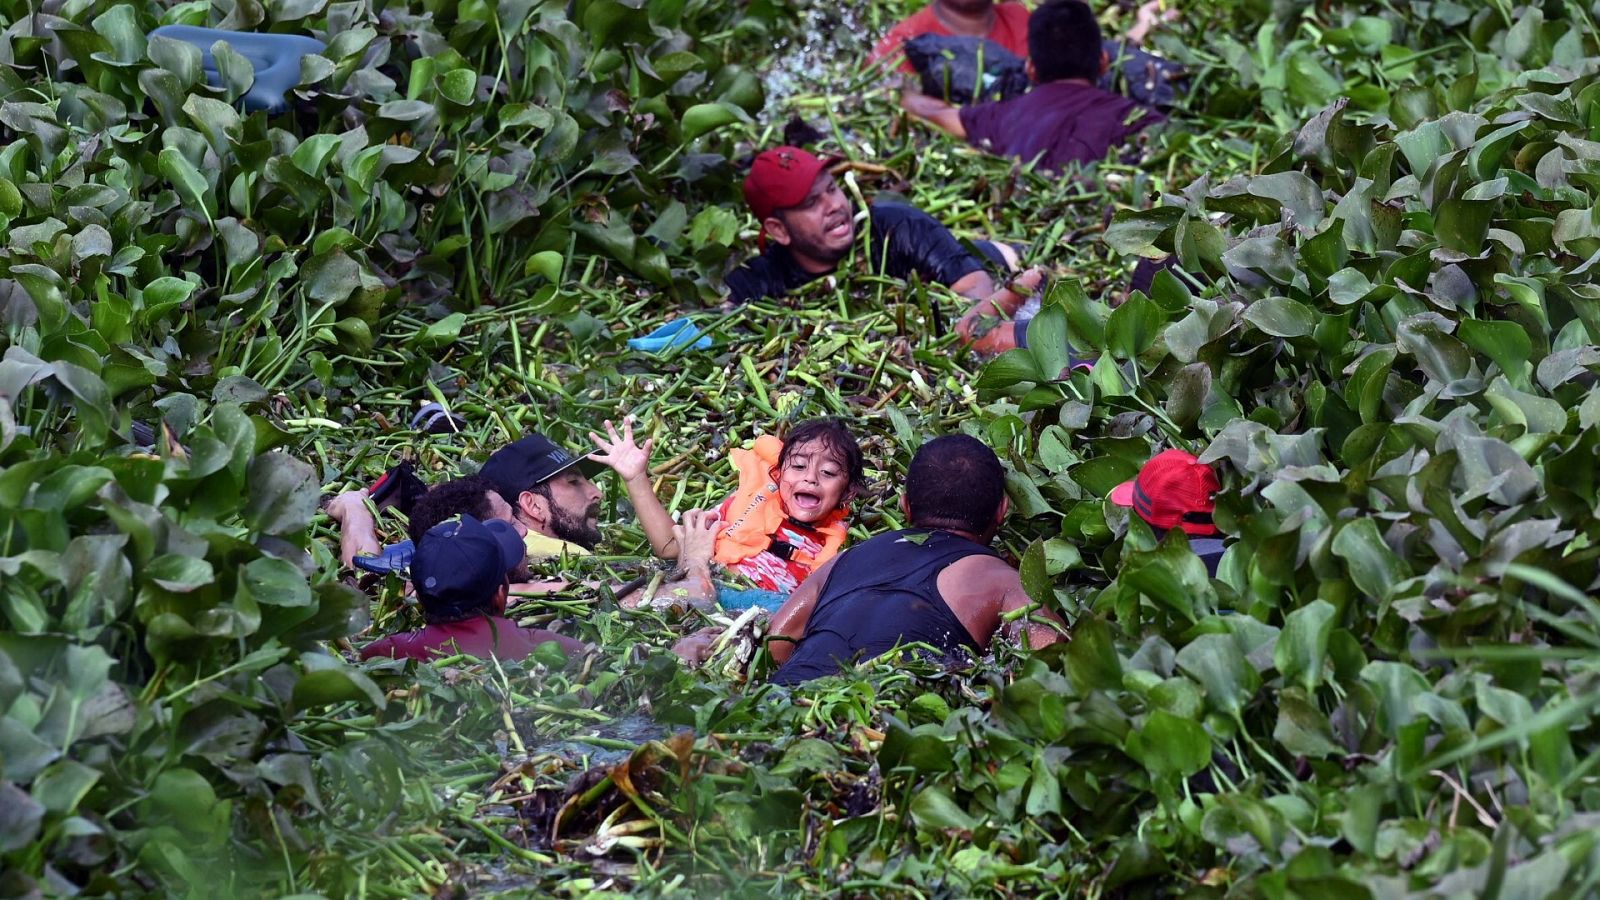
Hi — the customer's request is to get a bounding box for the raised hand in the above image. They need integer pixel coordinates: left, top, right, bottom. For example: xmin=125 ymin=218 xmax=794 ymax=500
xmin=588 ymin=416 xmax=653 ymax=482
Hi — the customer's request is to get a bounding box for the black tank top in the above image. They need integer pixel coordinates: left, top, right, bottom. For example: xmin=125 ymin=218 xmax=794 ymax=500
xmin=770 ymin=529 xmax=999 ymax=685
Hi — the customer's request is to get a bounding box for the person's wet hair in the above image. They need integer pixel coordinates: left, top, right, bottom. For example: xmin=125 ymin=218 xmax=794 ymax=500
xmin=780 ymin=418 xmax=866 ymax=496
xmin=409 ymin=476 xmax=502 ymax=542
xmin=905 ymin=435 xmax=1006 ymax=533
xmin=1028 ymin=0 xmax=1104 ymax=84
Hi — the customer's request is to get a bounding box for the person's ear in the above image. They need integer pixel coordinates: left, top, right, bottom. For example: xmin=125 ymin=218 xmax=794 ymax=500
xmin=1099 ymin=49 xmax=1110 ymax=76
xmin=518 ymin=490 xmax=550 ymax=528
xmin=994 ymin=495 xmax=1011 ymax=527
xmin=1025 ymin=58 xmax=1038 ymax=83
xmin=899 ymin=494 xmax=912 ymax=520
xmin=763 ymin=215 xmax=792 ymax=247
xmin=493 ymin=584 xmax=509 ymax=614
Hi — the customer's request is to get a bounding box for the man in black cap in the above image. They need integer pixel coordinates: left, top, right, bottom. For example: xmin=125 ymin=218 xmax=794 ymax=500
xmin=359 ymin=515 xmax=587 ymax=662
xmin=327 ymin=432 xmax=606 ymax=569
xmin=479 ymin=434 xmax=605 ymax=559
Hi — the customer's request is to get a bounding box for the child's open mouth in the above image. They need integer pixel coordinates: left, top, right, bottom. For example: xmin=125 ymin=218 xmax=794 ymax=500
xmin=790 ymin=491 xmax=822 ymax=513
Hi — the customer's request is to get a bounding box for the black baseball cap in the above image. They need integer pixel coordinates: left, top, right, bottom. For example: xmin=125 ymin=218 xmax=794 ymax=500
xmin=412 ymin=515 xmax=526 ymax=617
xmin=479 ymin=433 xmax=600 ymax=502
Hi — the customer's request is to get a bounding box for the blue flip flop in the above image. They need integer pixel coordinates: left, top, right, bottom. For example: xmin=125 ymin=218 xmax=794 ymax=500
xmin=627 ymin=319 xmax=712 ymax=353
xmin=353 ymin=540 xmax=415 ymax=575
xmin=148 ymin=26 xmax=327 ymax=114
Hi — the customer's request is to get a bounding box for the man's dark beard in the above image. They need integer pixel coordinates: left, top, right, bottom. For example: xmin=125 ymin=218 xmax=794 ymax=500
xmin=549 ymin=502 xmax=603 ymax=550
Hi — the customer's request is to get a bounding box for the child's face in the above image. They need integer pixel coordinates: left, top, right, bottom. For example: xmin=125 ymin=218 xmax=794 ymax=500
xmin=777 ymin=439 xmax=852 ymax=524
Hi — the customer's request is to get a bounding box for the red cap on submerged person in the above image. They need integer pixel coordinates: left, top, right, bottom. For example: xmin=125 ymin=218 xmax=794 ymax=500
xmin=1109 ymin=449 xmax=1221 ymax=537
xmin=742 ymin=146 xmax=833 ymax=222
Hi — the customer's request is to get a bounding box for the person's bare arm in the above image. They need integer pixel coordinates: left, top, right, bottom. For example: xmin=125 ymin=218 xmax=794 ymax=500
xmin=766 ymin=556 xmax=838 ymax=665
xmin=941 ymin=554 xmax=1067 ymax=651
xmin=1127 ymin=0 xmax=1180 ymax=45
xmin=900 ymin=89 xmax=967 ymax=140
xmin=997 ymin=578 xmax=1068 ymax=650
xmin=590 ymin=417 xmax=680 ymax=559
xmin=326 ymin=490 xmax=382 ymax=567
xmin=955 ymin=267 xmax=1046 ymax=355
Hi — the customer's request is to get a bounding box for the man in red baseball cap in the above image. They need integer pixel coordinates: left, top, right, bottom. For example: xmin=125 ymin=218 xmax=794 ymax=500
xmin=726 ymin=145 xmax=1048 ymax=355
xmin=1109 ymin=449 xmax=1226 ymax=574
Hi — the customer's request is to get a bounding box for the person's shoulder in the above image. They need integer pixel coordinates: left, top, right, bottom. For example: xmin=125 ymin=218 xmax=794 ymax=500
xmin=994 ymin=2 xmax=1031 ymax=25
xmin=725 ymin=250 xmax=784 ymax=302
xmin=941 ymin=548 xmax=1021 ymax=594
xmin=359 ymin=630 xmax=418 ymax=660
xmin=868 ymin=200 xmax=940 ymax=227
xmin=888 ymin=4 xmax=941 ymax=37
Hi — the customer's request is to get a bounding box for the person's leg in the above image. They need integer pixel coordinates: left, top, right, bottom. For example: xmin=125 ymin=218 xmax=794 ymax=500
xmin=326 ymin=490 xmax=382 ymax=568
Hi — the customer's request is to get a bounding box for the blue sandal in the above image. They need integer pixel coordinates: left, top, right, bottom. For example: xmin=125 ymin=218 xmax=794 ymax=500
xmin=627 ymin=319 xmax=712 ymax=354
xmin=147 ymin=26 xmax=326 ymax=114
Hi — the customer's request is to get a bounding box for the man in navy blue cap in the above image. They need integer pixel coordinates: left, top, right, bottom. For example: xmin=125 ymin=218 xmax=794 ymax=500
xmin=359 ymin=515 xmax=587 ymax=662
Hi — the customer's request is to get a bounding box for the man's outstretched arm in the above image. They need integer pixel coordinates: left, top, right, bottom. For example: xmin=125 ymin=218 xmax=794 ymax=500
xmin=997 ymin=576 xmax=1069 ymax=650
xmin=900 ymin=89 xmax=967 ymax=140
xmin=954 ymin=267 xmax=1045 ymax=355
xmin=766 ymin=556 xmax=838 ymax=665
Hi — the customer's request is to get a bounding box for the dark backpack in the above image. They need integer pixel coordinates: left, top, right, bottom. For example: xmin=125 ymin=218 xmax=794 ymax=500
xmin=1099 ymin=39 xmax=1187 ymax=110
xmin=903 ymin=35 xmax=1032 ymax=105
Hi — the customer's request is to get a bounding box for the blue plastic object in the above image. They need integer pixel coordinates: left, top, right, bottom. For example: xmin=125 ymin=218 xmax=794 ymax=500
xmin=627 ymin=319 xmax=711 ymax=353
xmin=148 ymin=26 xmax=327 ymax=114
xmin=353 ymin=540 xmax=415 ymax=575
xmin=715 ymin=585 xmax=788 ymax=612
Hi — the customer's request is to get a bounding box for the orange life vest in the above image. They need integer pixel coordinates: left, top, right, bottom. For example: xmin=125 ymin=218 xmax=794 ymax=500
xmin=712 ymin=435 xmax=849 ymax=572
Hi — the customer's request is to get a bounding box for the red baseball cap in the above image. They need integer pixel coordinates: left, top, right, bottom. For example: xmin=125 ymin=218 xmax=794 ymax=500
xmin=1109 ymin=449 xmax=1221 ymax=537
xmin=743 ymin=146 xmax=831 ymax=222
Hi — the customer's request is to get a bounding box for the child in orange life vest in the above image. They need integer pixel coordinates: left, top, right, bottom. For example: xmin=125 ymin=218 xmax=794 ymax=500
xmin=589 ymin=416 xmax=865 ymax=597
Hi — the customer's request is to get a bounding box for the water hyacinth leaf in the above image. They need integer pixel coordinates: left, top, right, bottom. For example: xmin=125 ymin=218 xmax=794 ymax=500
xmin=1104 ymin=207 xmax=1183 ymax=257
xmin=0 ymin=782 xmax=44 ymax=852
xmin=1360 ymin=662 xmax=1431 ymax=736
xmin=1244 ymin=296 xmax=1316 ymax=338
xmin=291 ymin=667 xmax=385 ymax=710
xmin=437 ymin=68 xmax=477 ymax=106
xmin=1274 ymin=689 xmax=1342 ymax=757
xmin=1025 ymin=302 xmax=1073 ymax=381
xmin=157 ymin=147 xmax=212 ymax=220
xmin=975 ymin=350 xmax=1043 ymax=390
xmin=1435 ymin=199 xmax=1494 ymax=254
xmin=1128 ymin=709 xmax=1210 ymax=780
xmin=1245 ymin=171 xmax=1325 ymax=229
xmin=1121 ymin=533 xmax=1219 ymax=624
xmin=526 ymin=250 xmax=565 ymax=282
xmin=1064 ymin=615 xmax=1121 ymax=694
xmin=1331 ymin=519 xmax=1407 ymax=600
xmin=1165 ymin=362 xmax=1211 ymax=429
xmin=1275 ymin=600 xmax=1337 ymax=693
xmin=144 ymin=555 xmax=215 ymax=592
xmin=1175 ymin=633 xmax=1259 ymax=719
xmin=680 ymin=102 xmax=742 ymax=141
xmin=243 ymin=452 xmax=319 ymax=536
xmin=909 ymin=786 xmax=977 ymax=833
xmin=30 ymin=760 xmax=100 ymax=815
xmin=771 ymin=738 xmax=841 ymax=776
xmin=1222 ymin=235 xmax=1296 ymax=283
xmin=1104 ymin=293 xmax=1162 ymax=360
xmin=1458 ymin=319 xmax=1531 ymax=386
xmin=241 ymin=557 xmax=313 ymax=607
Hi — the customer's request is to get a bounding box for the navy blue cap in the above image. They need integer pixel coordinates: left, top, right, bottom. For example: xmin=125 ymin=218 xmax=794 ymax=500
xmin=479 ymin=433 xmax=599 ymax=502
xmin=411 ymin=515 xmax=525 ymax=616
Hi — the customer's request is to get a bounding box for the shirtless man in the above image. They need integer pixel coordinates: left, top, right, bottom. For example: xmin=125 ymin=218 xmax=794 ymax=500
xmin=764 ymin=434 xmax=1066 ymax=683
